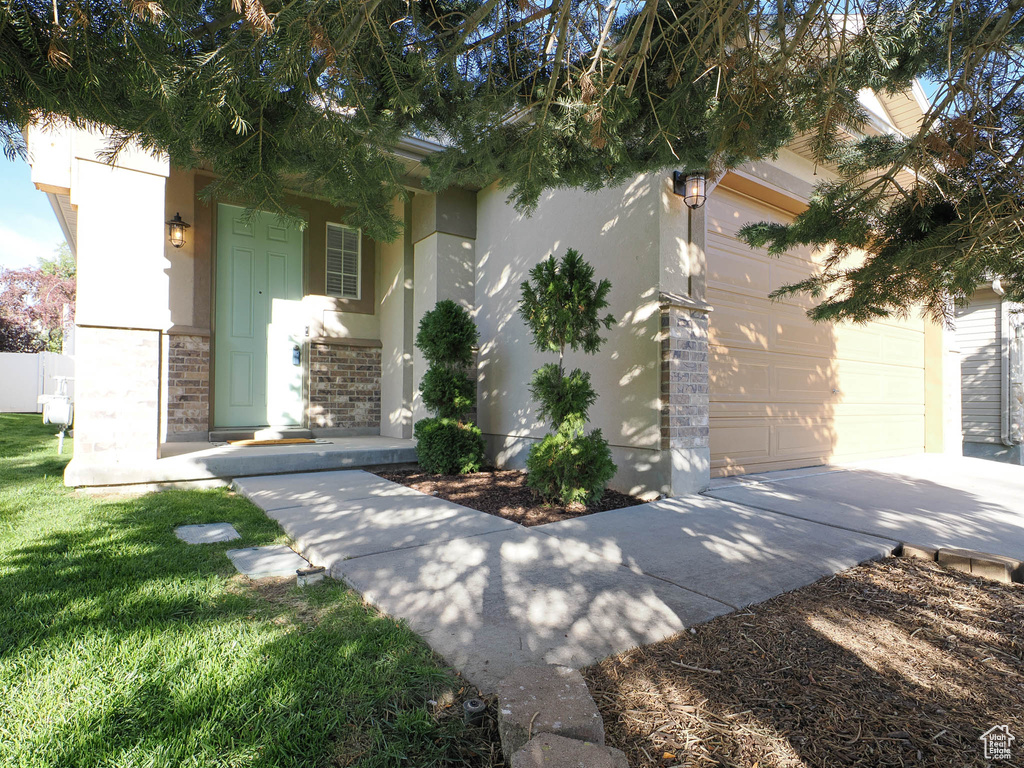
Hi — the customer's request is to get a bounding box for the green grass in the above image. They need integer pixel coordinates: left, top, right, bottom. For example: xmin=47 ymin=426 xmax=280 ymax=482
xmin=0 ymin=414 xmax=494 ymax=768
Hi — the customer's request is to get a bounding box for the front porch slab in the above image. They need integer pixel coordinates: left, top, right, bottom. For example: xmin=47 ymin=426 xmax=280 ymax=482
xmin=64 ymin=436 xmax=417 ymax=488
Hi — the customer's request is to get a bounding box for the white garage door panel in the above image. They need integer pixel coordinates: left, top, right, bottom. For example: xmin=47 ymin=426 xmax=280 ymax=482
xmin=708 ymin=188 xmax=926 ymax=476
xmin=832 ymin=413 xmax=925 ymax=459
xmin=710 ymin=298 xmax=772 ymax=351
xmin=711 ymin=423 xmax=772 ymax=463
xmin=710 ymin=295 xmax=835 ymax=355
xmin=833 ymin=360 xmax=925 ymax=404
xmin=711 ymin=347 xmax=834 ymax=405
xmin=706 ymin=236 xmax=771 ymax=296
xmin=834 ymin=323 xmax=924 ymax=366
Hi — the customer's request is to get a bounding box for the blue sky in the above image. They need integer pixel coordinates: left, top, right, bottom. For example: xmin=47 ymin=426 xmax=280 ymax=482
xmin=0 ymin=157 xmax=67 ymax=270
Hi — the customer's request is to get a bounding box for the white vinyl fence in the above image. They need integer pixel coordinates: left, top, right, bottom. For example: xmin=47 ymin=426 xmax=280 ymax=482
xmin=0 ymin=352 xmax=75 ymax=413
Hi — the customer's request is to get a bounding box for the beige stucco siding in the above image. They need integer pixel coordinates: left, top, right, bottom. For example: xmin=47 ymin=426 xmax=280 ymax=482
xmin=76 ymin=159 xmax=170 ymax=331
xmin=708 ymin=187 xmax=926 ymax=475
xmin=379 ymin=196 xmax=414 ymax=438
xmin=474 ymin=177 xmax=665 ymax=490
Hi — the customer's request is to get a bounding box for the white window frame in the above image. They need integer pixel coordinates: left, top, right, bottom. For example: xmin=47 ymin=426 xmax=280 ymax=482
xmin=325 ymin=222 xmax=362 ymax=300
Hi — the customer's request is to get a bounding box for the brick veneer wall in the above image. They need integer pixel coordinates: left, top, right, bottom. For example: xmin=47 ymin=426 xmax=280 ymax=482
xmin=308 ymin=342 xmax=381 ymax=431
xmin=660 ymin=305 xmax=710 ymax=451
xmin=166 ymin=333 xmax=210 ymax=437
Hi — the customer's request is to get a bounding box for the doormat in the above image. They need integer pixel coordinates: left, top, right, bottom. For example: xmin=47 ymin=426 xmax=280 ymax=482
xmin=227 ymin=438 xmax=317 ymax=447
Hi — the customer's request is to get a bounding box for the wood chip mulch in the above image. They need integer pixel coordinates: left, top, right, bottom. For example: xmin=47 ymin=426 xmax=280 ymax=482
xmin=373 ymin=468 xmax=646 ymax=526
xmin=583 ymin=557 xmax=1024 ymax=767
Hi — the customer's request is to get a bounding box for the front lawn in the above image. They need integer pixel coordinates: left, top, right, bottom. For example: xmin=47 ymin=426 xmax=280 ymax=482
xmin=0 ymin=414 xmax=497 ymax=768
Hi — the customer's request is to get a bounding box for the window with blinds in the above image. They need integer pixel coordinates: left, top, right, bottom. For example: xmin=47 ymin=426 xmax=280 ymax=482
xmin=326 ymin=223 xmax=360 ymax=299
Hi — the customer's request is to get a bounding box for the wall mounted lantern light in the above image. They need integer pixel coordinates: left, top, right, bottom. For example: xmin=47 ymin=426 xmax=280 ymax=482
xmin=167 ymin=212 xmax=191 ymax=248
xmin=672 ymin=171 xmax=708 ymax=209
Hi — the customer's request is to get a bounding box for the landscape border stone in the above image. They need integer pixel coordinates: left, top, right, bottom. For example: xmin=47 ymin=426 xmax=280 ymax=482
xmin=902 ymin=542 xmax=1024 ymax=584
xmin=510 ymin=733 xmax=629 ymax=768
xmin=898 ymin=543 xmax=938 ymax=562
xmin=497 ymin=666 xmax=606 ymax=761
xmin=937 ymin=547 xmax=1023 ymax=584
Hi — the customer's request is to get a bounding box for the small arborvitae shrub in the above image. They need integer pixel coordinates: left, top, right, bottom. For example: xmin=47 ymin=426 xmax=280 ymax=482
xmin=413 ymin=418 xmax=485 ymax=475
xmin=415 ymin=300 xmax=477 ymax=368
xmin=519 ymin=248 xmax=617 ymax=506
xmin=420 ymin=366 xmax=476 ymax=420
xmin=525 ymin=429 xmax=618 ymax=507
xmin=414 ymin=299 xmax=485 ymax=475
xmin=529 ymin=363 xmax=597 ymax=438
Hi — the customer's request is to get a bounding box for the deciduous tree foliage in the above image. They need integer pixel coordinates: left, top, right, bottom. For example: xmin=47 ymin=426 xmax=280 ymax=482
xmin=1 ymin=0 xmax=1021 ymax=319
xmin=0 ymin=244 xmax=76 ymax=351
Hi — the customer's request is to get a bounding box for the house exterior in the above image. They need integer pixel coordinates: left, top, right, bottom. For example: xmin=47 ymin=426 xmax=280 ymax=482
xmin=956 ymin=283 xmax=1023 ymax=463
xmin=25 ymin=83 xmax=964 ymax=495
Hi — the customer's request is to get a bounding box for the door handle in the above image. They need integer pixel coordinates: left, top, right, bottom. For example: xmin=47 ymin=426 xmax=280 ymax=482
xmin=292 ymin=345 xmax=301 ymax=366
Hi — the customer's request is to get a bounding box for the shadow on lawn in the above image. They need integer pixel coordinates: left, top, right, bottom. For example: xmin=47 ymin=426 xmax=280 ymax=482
xmin=0 ymin=480 xmax=498 ymax=766
xmin=584 ymin=558 xmax=1024 ymax=768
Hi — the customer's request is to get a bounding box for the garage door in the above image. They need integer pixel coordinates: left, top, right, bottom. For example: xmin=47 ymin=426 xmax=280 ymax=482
xmin=707 ymin=186 xmax=926 ymax=476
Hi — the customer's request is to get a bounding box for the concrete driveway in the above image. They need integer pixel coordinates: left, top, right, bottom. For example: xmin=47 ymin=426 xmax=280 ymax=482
xmin=704 ymin=453 xmax=1024 ymax=561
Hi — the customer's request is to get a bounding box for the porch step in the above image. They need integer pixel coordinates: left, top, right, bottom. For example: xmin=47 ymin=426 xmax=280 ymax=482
xmin=253 ymin=427 xmax=314 ymax=441
xmin=210 ymin=428 xmax=257 ymax=442
xmin=209 ymin=427 xmax=314 ymax=442
xmin=64 ymin=436 xmax=418 ymax=488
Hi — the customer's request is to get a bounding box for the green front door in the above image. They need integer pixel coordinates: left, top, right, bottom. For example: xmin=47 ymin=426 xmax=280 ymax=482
xmin=214 ymin=204 xmax=304 ymax=428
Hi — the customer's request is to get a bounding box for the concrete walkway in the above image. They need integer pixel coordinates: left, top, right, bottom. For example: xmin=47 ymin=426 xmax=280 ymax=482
xmin=705 ymin=454 xmax=1024 ymax=561
xmin=234 ymin=470 xmax=895 ymax=691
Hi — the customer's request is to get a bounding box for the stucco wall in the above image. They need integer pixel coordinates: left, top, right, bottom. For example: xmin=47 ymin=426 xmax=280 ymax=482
xmin=379 ymin=197 xmax=414 ymax=438
xmin=164 ymin=167 xmax=197 ymax=327
xmin=411 ymin=229 xmax=476 ymax=423
xmin=474 ymin=176 xmax=666 ymax=494
xmin=75 ymin=160 xmax=170 ymax=330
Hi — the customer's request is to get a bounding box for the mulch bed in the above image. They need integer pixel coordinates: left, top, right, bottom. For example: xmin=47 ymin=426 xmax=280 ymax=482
xmin=373 ymin=468 xmax=646 ymax=526
xmin=584 ymin=557 xmax=1024 ymax=767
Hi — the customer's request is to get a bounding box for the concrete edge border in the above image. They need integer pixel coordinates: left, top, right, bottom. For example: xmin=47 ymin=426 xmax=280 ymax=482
xmin=899 ymin=542 xmax=1024 ymax=584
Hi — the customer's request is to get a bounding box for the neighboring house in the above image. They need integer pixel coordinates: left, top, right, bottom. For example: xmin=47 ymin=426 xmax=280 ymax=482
xmin=25 ymin=82 xmax=964 ymax=495
xmin=956 ymin=283 xmax=1024 ymax=463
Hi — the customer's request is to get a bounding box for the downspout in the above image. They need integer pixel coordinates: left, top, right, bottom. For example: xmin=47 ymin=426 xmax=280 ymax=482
xmin=992 ymin=279 xmax=1014 ymax=447
xmin=1007 ymin=301 xmax=1024 ymax=449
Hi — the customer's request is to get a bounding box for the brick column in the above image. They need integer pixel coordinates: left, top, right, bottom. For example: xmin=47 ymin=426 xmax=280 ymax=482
xmin=164 ymin=332 xmax=210 ymax=441
xmin=660 ymin=293 xmax=712 ymax=495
